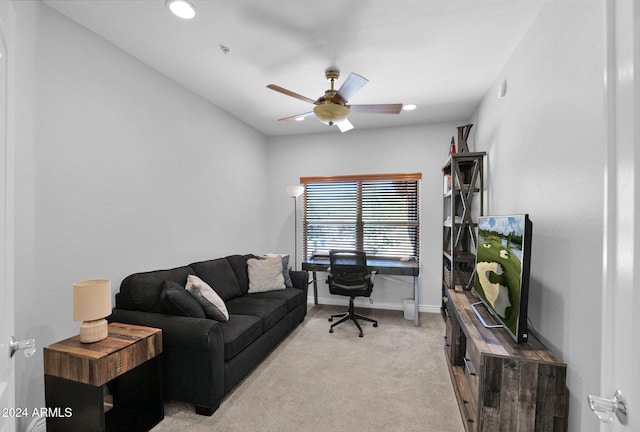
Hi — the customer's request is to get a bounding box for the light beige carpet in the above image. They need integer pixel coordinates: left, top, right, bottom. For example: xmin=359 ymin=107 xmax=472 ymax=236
xmin=151 ymin=305 xmax=465 ymax=432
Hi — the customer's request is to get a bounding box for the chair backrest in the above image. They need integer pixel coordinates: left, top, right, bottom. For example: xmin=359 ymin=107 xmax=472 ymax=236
xmin=328 ymin=250 xmax=372 ymax=296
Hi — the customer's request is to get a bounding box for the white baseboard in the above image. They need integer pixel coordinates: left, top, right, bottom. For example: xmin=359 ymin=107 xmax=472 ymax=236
xmin=307 ymin=296 xmax=441 ymax=314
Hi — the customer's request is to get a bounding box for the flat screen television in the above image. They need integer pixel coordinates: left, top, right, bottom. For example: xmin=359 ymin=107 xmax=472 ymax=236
xmin=472 ymin=214 xmax=532 ymax=344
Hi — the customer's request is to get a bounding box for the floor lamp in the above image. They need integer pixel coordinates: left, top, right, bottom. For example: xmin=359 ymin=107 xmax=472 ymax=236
xmin=286 ymin=185 xmax=304 ymax=270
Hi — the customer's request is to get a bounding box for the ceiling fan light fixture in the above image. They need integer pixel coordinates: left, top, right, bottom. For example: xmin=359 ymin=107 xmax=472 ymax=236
xmin=313 ymin=102 xmax=350 ymax=126
xmin=166 ymin=0 xmax=196 ymax=19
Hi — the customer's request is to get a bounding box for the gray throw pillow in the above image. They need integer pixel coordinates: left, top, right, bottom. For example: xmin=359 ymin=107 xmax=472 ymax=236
xmin=160 ymin=280 xmax=206 ymax=318
xmin=265 ymin=253 xmax=293 ymax=288
xmin=247 ymin=256 xmax=286 ymax=293
xmin=185 ymin=275 xmax=229 ymax=322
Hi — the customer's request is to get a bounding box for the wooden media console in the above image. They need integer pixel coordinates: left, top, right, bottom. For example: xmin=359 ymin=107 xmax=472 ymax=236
xmin=443 ymin=288 xmax=569 ymax=432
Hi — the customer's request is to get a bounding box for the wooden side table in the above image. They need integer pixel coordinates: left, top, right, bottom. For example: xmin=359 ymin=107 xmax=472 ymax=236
xmin=44 ymin=323 xmax=163 ymax=432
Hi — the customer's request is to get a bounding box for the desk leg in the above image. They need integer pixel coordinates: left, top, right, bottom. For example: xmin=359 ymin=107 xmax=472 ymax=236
xmin=413 ymin=276 xmax=419 ymax=327
xmin=312 ymin=271 xmax=318 ymax=305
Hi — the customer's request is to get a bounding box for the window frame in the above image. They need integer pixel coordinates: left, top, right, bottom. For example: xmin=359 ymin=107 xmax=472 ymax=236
xmin=301 ymin=172 xmax=421 ymax=262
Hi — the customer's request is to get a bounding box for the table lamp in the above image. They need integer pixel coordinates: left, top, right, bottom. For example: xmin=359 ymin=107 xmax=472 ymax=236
xmin=73 ymin=279 xmax=112 ymax=343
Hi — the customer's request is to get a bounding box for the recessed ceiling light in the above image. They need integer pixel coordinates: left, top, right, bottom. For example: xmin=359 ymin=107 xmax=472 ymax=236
xmin=166 ymin=0 xmax=196 ymax=19
xmin=402 ymin=104 xmax=417 ymax=111
xmin=295 ymin=116 xmax=305 ymax=122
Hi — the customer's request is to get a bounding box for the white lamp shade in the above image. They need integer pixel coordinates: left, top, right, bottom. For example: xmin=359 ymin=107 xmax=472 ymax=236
xmin=286 ymin=185 xmax=305 ymax=198
xmin=73 ymin=279 xmax=112 ymax=322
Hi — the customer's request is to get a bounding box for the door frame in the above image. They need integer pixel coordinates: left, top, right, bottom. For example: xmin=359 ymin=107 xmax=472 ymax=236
xmin=600 ymin=0 xmax=639 ymax=430
xmin=0 ymin=0 xmax=14 ymax=431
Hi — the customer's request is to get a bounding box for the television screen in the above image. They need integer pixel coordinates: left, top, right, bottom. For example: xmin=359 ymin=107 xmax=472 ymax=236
xmin=473 ymin=214 xmax=532 ymax=343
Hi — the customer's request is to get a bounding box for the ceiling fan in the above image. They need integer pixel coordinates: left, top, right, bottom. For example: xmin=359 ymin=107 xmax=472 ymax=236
xmin=266 ymin=68 xmax=403 ymax=132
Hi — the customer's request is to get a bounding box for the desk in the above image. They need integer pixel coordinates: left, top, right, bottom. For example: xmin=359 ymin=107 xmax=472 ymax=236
xmin=302 ymin=258 xmax=420 ymax=326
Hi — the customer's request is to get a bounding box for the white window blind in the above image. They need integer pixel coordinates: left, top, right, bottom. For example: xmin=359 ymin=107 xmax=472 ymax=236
xmin=302 ymin=173 xmax=421 ymax=261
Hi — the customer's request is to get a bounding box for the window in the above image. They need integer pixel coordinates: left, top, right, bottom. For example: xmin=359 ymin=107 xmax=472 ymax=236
xmin=301 ymin=173 xmax=421 ymax=261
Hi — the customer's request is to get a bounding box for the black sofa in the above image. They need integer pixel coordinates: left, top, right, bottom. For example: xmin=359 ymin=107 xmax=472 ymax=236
xmin=108 ymin=254 xmax=308 ymax=416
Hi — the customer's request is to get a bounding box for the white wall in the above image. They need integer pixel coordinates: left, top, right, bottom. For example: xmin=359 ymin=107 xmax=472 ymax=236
xmin=12 ymin=2 xmax=267 ymax=429
xmin=470 ymin=1 xmax=604 ymax=431
xmin=266 ymin=122 xmax=463 ymax=311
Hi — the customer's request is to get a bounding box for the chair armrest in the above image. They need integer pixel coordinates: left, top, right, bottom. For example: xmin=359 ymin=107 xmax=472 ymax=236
xmin=108 ymin=309 xmax=223 ymax=352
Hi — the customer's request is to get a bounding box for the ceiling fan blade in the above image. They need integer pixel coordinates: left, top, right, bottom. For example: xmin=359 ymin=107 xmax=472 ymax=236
xmin=336 ymin=119 xmax=354 ymax=133
xmin=333 ymin=73 xmax=368 ymax=104
xmin=277 ymin=111 xmax=314 ymax=122
xmin=348 ymin=104 xmax=403 ymax=114
xmin=267 ymin=84 xmax=317 ymax=104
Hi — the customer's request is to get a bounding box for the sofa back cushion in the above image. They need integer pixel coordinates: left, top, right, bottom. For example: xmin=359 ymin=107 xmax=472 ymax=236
xmin=118 ymin=265 xmax=195 ymax=313
xmin=190 ymin=258 xmax=243 ymax=302
xmin=225 ymin=254 xmax=256 ymax=294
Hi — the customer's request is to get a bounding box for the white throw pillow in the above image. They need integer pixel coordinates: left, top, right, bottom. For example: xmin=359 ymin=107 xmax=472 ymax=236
xmin=247 ymin=256 xmax=286 ymax=293
xmin=185 ymin=275 xmax=229 ymax=322
xmin=265 ymin=253 xmax=293 ymax=288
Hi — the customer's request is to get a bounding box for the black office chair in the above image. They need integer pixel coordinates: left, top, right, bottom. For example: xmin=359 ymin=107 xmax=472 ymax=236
xmin=327 ymin=250 xmax=378 ymax=337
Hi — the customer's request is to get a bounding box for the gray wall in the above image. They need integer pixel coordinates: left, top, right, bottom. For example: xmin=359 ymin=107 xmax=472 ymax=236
xmin=471 ymin=1 xmax=605 ymax=430
xmin=266 ymin=123 xmax=463 ymax=311
xmin=12 ymin=2 xmax=268 ymax=429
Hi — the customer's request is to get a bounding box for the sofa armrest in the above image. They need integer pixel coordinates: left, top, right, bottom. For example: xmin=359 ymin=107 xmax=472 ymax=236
xmin=109 ymin=308 xmax=226 ymax=413
xmin=108 ymin=309 xmax=223 ymax=352
xmin=289 ymin=270 xmax=309 ymax=295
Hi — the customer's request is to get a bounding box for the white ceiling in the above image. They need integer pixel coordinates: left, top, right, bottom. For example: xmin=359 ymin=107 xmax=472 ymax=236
xmin=43 ymin=0 xmax=544 ymax=136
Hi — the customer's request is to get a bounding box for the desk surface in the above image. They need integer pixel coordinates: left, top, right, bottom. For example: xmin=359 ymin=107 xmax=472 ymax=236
xmin=302 ymin=257 xmax=419 ymax=276
xmin=303 ymin=257 xmax=420 ymax=326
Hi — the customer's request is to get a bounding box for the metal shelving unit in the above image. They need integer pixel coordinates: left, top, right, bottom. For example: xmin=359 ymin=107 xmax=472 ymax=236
xmin=441 ymin=152 xmax=485 ymax=316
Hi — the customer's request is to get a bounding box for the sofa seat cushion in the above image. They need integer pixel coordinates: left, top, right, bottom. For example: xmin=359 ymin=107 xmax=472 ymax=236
xmin=218 ymin=315 xmax=262 ymax=361
xmin=225 ymin=297 xmax=287 ymax=332
xmin=245 ymin=288 xmax=304 ymax=313
xmin=190 ymin=258 xmax=243 ymax=302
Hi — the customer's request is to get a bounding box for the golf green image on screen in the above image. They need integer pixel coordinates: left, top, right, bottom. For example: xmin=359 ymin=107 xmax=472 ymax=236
xmin=474 ymin=215 xmax=527 ymax=336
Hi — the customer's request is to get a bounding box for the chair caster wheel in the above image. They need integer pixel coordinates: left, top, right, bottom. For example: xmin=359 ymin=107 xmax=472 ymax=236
xmin=328 ymin=318 xmax=333 ymax=322
xmin=373 ymin=323 xmax=378 ymax=327
xmin=329 ymin=328 xmax=333 ymax=333
xmin=359 ymin=333 xmax=363 ymax=337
